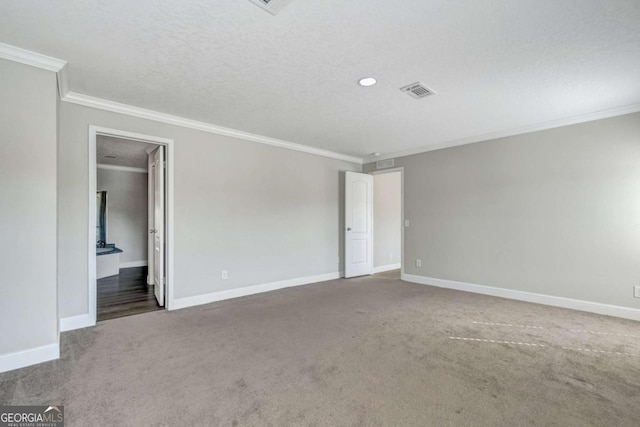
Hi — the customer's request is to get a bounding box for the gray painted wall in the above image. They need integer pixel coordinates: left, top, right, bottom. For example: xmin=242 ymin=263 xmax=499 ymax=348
xmin=365 ymin=112 xmax=640 ymax=309
xmin=0 ymin=59 xmax=58 ymax=355
xmin=58 ymin=101 xmax=360 ymax=318
xmin=97 ymin=168 xmax=148 ymax=264
xmin=373 ymin=172 xmax=401 ymax=268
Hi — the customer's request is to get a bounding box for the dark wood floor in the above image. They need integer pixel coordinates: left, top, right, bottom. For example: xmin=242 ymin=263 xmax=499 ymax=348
xmin=97 ymin=266 xmax=162 ymax=321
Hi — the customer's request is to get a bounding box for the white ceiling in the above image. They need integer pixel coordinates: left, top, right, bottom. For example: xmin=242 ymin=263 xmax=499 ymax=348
xmin=97 ymin=136 xmax=154 ymax=169
xmin=2 ymin=0 xmax=639 ymax=160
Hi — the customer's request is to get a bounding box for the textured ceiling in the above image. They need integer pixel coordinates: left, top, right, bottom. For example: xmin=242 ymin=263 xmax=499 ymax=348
xmin=97 ymin=136 xmax=155 ymax=169
xmin=2 ymin=0 xmax=640 ymax=158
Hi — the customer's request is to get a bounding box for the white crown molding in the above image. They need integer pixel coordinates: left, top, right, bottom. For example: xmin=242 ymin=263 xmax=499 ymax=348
xmin=56 ymin=63 xmax=69 ymax=100
xmin=97 ymin=163 xmax=147 ymax=173
xmin=365 ymin=102 xmax=640 ymax=163
xmin=62 ymin=91 xmax=363 ymax=164
xmin=402 ymin=273 xmax=640 ymax=322
xmin=0 ymin=42 xmax=66 ymax=72
xmin=7 ymin=43 xmax=636 ymax=167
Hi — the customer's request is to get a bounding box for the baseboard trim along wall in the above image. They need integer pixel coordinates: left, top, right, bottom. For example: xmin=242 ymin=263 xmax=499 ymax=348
xmin=0 ymin=342 xmax=60 ymax=373
xmin=402 ymin=274 xmax=640 ymax=322
xmin=120 ymin=260 xmax=148 ymax=269
xmin=59 ymin=313 xmax=95 ymax=332
xmin=373 ymin=263 xmax=401 ymax=274
xmin=171 ymin=271 xmax=343 ymax=311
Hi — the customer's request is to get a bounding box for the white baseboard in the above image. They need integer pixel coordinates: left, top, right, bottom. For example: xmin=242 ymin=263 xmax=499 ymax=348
xmin=59 ymin=313 xmax=95 ymax=332
xmin=120 ymin=260 xmax=148 ymax=269
xmin=170 ymin=271 xmax=342 ymax=311
xmin=0 ymin=342 xmax=59 ymax=373
xmin=373 ymin=263 xmax=401 ymax=274
xmin=402 ymin=273 xmax=640 ymax=322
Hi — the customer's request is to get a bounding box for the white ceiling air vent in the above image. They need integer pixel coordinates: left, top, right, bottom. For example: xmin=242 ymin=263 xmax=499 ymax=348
xmin=248 ymin=0 xmax=295 ymax=15
xmin=376 ymin=159 xmax=395 ymax=170
xmin=400 ymin=82 xmax=436 ymax=99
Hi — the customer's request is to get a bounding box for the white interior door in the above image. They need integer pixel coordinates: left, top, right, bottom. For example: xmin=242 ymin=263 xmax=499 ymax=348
xmin=151 ymin=146 xmax=165 ymax=306
xmin=345 ymin=171 xmax=373 ymax=278
xmin=147 ymin=151 xmax=155 ymax=286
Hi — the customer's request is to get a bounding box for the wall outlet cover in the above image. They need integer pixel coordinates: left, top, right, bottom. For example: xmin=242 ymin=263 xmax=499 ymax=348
xmin=634 ymin=285 xmax=640 ymax=298
xmin=415 ymin=259 xmax=422 ymax=268
xmin=221 ymin=270 xmax=228 ymax=280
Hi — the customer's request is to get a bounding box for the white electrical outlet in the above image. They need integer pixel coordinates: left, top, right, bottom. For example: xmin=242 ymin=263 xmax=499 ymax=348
xmin=221 ymin=270 xmax=228 ymax=280
xmin=404 ymin=219 xmax=410 ymax=227
xmin=389 ymin=253 xmax=393 ymax=261
xmin=415 ymin=259 xmax=422 ymax=268
xmin=634 ymin=285 xmax=640 ymax=298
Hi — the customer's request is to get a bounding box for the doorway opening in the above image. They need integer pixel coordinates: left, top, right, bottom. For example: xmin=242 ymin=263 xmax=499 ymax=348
xmin=344 ymin=168 xmax=404 ymax=279
xmin=372 ymin=170 xmax=402 ymax=279
xmin=89 ymin=127 xmax=174 ymax=323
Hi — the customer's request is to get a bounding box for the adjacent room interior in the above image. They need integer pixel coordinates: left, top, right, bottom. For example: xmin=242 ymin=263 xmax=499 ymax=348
xmin=95 ymin=135 xmax=164 ymax=321
xmin=373 ymin=170 xmax=402 ymax=276
xmin=1 ymin=0 xmax=639 ymax=425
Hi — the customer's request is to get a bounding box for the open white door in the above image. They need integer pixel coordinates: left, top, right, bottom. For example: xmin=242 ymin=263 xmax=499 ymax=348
xmin=147 ymin=151 xmax=155 ymax=286
xmin=345 ymin=171 xmax=373 ymax=278
xmin=151 ymin=146 xmax=165 ymax=306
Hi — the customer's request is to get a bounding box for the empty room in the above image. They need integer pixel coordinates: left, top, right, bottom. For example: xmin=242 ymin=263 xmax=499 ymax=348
xmin=1 ymin=1 xmax=639 ymax=426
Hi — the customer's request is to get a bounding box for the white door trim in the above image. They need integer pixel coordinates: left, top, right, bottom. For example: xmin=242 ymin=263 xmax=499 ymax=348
xmin=370 ymin=168 xmax=405 ymax=278
xmin=88 ymin=126 xmax=175 ymax=327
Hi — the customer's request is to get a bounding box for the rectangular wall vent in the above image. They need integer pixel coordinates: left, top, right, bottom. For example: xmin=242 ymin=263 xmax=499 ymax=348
xmin=376 ymin=159 xmax=395 ymax=169
xmin=248 ymin=0 xmax=294 ymax=15
xmin=400 ymin=82 xmax=436 ymax=99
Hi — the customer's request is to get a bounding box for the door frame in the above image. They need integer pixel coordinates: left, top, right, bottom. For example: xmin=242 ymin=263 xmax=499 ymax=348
xmin=369 ymin=167 xmax=405 ymax=278
xmin=88 ymin=126 xmax=175 ymax=325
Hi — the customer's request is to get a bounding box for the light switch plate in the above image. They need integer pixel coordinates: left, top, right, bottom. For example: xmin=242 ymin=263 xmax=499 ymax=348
xmin=634 ymin=285 xmax=640 ymax=298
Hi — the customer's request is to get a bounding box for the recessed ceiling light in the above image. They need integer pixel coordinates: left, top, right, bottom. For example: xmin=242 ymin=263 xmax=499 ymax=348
xmin=372 ymin=152 xmax=381 ymax=157
xmin=358 ymin=77 xmax=377 ymax=87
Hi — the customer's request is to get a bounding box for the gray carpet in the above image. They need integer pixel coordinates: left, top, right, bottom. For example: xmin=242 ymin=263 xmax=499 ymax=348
xmin=2 ymin=271 xmax=640 ymax=426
